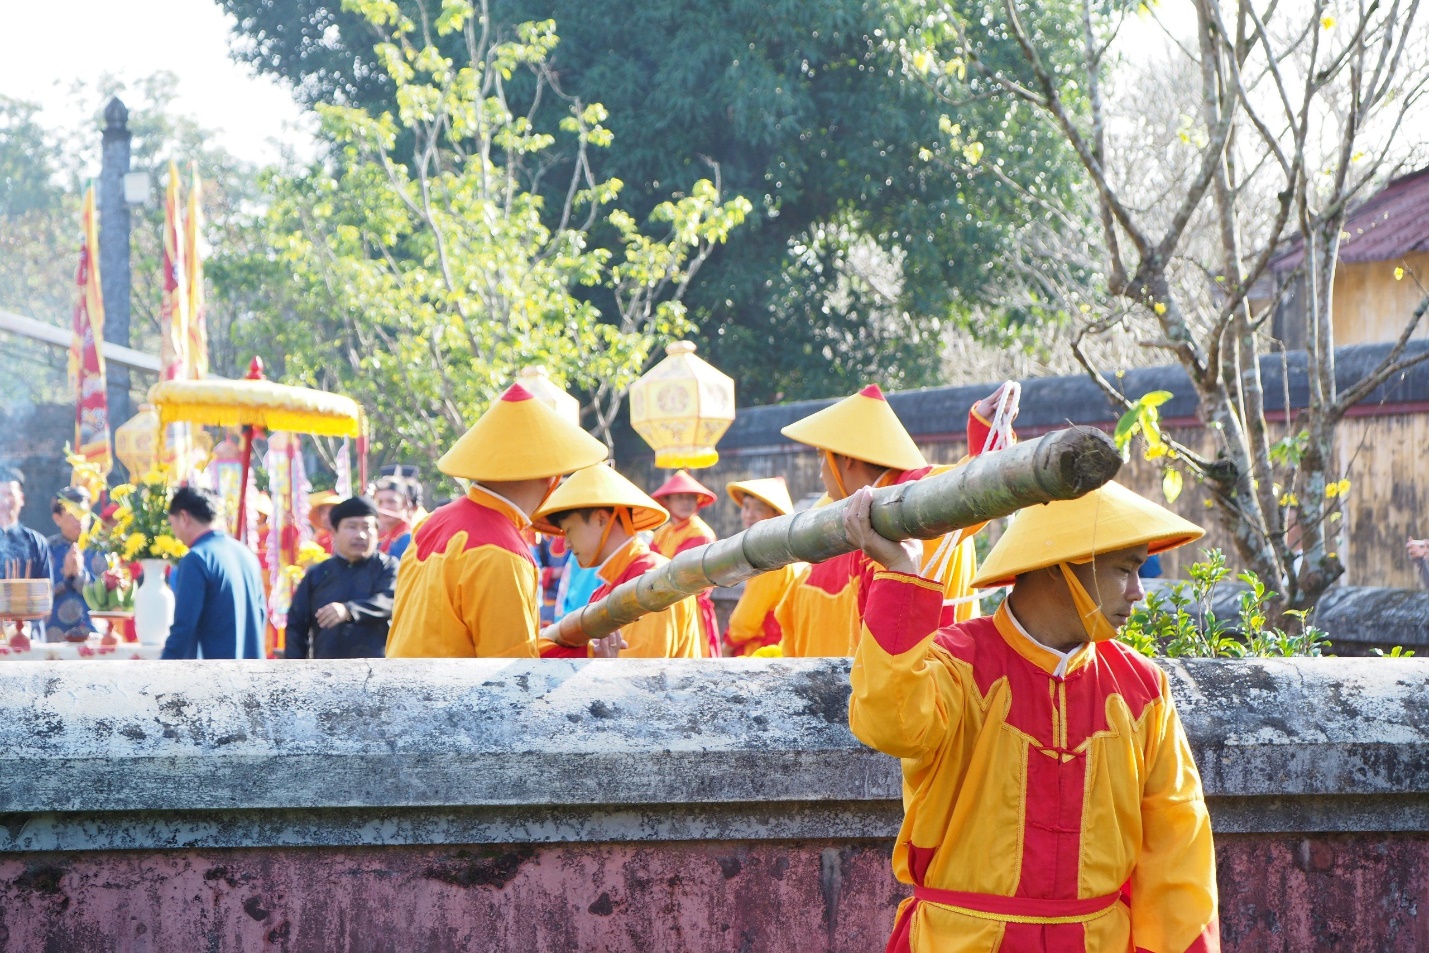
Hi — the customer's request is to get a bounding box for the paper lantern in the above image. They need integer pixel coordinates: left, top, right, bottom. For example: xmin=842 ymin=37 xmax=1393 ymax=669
xmin=517 ymin=365 xmax=581 ymax=426
xmin=114 ymin=404 xmax=161 ymax=479
xmin=629 ymin=341 xmax=735 ymax=469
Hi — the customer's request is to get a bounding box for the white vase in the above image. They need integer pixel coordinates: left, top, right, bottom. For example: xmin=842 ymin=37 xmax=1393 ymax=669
xmin=133 ymin=559 xmax=175 ymax=646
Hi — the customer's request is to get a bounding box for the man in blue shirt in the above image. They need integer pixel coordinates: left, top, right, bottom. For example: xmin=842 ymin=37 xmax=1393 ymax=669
xmin=0 ymin=467 xmax=54 ymax=642
xmin=161 ymin=485 xmax=267 ymax=660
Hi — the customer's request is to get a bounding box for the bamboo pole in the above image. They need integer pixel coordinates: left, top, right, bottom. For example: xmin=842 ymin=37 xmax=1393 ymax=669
xmin=542 ymin=426 xmax=1122 ymax=646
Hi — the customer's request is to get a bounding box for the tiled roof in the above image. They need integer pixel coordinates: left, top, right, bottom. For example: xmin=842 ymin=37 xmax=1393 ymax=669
xmin=1275 ymin=166 xmax=1429 ymax=270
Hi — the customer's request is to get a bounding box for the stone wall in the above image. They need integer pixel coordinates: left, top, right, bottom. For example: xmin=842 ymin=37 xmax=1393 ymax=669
xmin=3 ymin=656 xmax=1429 ymax=951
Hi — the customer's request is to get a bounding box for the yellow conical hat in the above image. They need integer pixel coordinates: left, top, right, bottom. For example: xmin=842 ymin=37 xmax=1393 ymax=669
xmin=727 ymin=477 xmax=795 ymax=516
xmin=780 ymin=385 xmax=927 ymax=471
xmin=438 ymin=383 xmax=609 ymax=482
xmin=532 ymin=464 xmax=669 ymax=536
xmin=971 ymin=481 xmax=1205 ymax=589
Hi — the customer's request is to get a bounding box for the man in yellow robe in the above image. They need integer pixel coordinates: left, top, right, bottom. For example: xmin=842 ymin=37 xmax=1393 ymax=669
xmin=534 ymin=464 xmax=704 ymax=659
xmin=844 ymin=480 xmax=1219 ymax=953
xmin=721 ymin=477 xmax=804 ymax=656
xmin=385 ymin=382 xmax=608 ymax=658
xmin=774 ymin=382 xmax=1018 ymax=657
xmin=649 ymin=469 xmax=721 ymax=656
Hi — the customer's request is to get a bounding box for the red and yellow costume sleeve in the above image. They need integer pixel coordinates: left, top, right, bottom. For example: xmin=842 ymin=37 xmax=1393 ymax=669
xmin=385 ymin=489 xmax=541 ymax=659
xmin=849 ymin=571 xmax=1219 ymax=953
xmin=723 ymin=563 xmax=802 ymax=655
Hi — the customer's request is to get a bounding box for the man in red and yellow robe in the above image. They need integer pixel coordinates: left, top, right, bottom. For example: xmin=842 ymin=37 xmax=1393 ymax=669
xmin=650 ymin=469 xmax=721 ymax=656
xmin=843 ymin=481 xmax=1219 ymax=953
xmin=722 ymin=477 xmax=802 ymax=656
xmin=534 ymin=464 xmax=703 ymax=659
xmin=775 ymin=383 xmax=1017 ymax=657
xmin=385 ymin=383 xmax=608 ymax=658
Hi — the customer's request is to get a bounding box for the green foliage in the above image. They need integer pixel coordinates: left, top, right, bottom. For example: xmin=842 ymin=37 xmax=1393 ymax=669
xmin=0 ymin=76 xmax=266 ymax=387
xmin=217 ymin=0 xmax=1088 ymax=402
xmin=1119 ymin=549 xmax=1332 ymax=658
xmin=1112 ymin=390 xmax=1173 ymax=460
xmin=1111 ymin=389 xmax=1186 ymax=503
xmin=238 ymin=0 xmax=748 ymax=478
xmin=1268 ymin=430 xmax=1309 ymax=468
xmin=1372 ymin=646 xmax=1416 ymax=658
xmin=0 ymin=97 xmax=65 ymax=217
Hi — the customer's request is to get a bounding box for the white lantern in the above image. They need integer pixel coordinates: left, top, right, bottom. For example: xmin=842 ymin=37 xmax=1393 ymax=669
xmin=628 ymin=342 xmax=735 ymax=469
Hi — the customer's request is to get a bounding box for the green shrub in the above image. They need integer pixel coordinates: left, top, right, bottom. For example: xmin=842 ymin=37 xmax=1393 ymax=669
xmin=1119 ymin=549 xmax=1332 ymax=658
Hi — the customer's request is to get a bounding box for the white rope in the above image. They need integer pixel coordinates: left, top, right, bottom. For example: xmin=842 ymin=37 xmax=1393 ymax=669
xmin=917 ymin=384 xmax=1021 ymax=596
xmin=944 ymin=585 xmax=1008 ymax=608
xmin=921 ymin=528 xmax=962 ymax=581
xmin=981 ymin=380 xmax=1021 ymax=455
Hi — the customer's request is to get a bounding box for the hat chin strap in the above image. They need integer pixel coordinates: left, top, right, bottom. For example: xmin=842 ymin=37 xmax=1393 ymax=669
xmin=824 ymin=451 xmax=850 ymax=501
xmin=581 ymin=506 xmax=636 ymax=569
xmin=1058 ymin=563 xmax=1120 ymax=643
xmin=535 ymin=476 xmax=561 ymax=513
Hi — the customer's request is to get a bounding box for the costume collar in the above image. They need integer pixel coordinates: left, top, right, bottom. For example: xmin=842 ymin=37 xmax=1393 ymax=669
xmin=468 ymin=484 xmax=531 ymax=530
xmin=597 ymin=536 xmax=648 ymax=585
xmin=994 ymin=599 xmax=1093 ymax=678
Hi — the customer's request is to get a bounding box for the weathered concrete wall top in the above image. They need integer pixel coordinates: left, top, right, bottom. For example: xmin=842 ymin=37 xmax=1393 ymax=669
xmin=3 ymin=657 xmax=1428 ymax=852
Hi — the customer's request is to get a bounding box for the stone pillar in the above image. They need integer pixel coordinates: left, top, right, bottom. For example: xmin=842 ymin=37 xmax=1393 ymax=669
xmin=99 ymin=97 xmax=132 ymax=429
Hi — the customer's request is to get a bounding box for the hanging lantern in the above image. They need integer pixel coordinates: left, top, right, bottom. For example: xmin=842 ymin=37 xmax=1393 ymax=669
xmin=629 ymin=341 xmax=735 ymax=469
xmin=114 ymin=404 xmax=161 ymax=479
xmin=517 ymin=365 xmax=581 ymax=426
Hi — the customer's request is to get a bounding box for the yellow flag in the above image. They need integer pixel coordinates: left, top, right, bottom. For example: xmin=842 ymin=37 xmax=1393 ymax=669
xmin=160 ymin=159 xmax=190 ymax=381
xmin=185 ymin=162 xmax=209 ymax=380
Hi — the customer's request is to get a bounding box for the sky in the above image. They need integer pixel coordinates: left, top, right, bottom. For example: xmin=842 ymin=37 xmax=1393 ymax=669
xmin=0 ymin=0 xmax=315 ymax=169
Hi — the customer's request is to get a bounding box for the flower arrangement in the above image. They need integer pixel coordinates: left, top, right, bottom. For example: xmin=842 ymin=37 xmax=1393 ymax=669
xmin=81 ymin=470 xmax=189 ymax=563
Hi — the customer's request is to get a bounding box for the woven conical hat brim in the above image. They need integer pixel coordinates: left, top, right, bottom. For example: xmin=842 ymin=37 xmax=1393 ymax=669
xmin=780 ymin=387 xmax=927 ymax=472
xmin=726 ymin=478 xmax=795 ymax=516
xmin=438 ymin=385 xmax=608 ymax=482
xmin=971 ymin=481 xmax=1206 ymax=589
xmin=532 ymin=464 xmax=669 ymax=536
xmin=650 ymin=470 xmax=717 ymax=508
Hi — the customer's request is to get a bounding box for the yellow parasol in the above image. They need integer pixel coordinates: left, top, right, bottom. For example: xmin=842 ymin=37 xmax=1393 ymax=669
xmin=149 ymin=378 xmax=362 ymax=437
xmin=147 ymin=358 xmax=366 ymax=538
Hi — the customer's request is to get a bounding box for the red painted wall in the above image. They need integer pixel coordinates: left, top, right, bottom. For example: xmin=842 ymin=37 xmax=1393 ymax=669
xmin=1 ymin=834 xmax=1424 ymax=952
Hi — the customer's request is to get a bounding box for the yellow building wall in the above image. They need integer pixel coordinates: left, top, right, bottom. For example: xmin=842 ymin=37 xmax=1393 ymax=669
xmin=1333 ymin=252 xmax=1429 ymax=346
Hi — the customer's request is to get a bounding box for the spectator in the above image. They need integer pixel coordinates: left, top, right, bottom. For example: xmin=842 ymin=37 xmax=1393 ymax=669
xmin=555 ymin=557 xmax=602 ymax=620
xmin=530 ymin=531 xmax=569 ymax=625
xmin=373 ymin=476 xmax=419 ymax=560
xmin=161 ymin=485 xmax=267 ymax=659
xmin=47 ymin=487 xmax=107 ymax=639
xmin=1409 ymin=538 xmax=1429 ymax=588
xmin=308 ymin=490 xmax=341 ymax=553
xmin=286 ymin=497 xmax=397 ymax=659
xmin=0 ymin=466 xmax=54 ymax=642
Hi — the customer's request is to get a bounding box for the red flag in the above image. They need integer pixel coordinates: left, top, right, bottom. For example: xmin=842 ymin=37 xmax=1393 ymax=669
xmin=70 ymin=186 xmax=112 ymax=485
